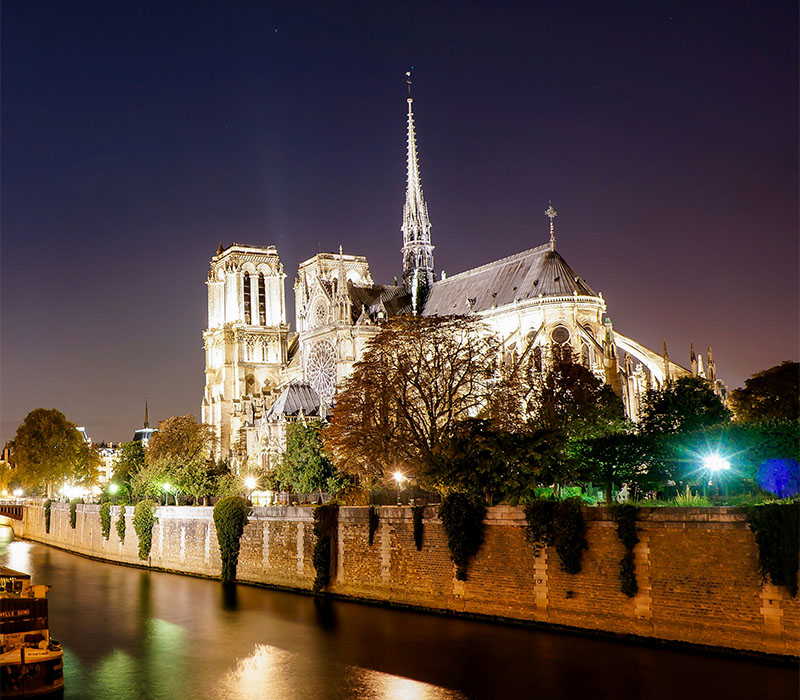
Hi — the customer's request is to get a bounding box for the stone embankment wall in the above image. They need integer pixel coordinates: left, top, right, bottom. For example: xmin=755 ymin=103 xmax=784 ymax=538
xmin=20 ymin=503 xmax=798 ymax=657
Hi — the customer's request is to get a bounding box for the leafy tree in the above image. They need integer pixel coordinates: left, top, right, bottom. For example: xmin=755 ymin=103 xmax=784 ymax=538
xmin=729 ymin=361 xmax=799 ymax=422
xmin=640 ymin=376 xmax=731 ymax=436
xmin=9 ymin=408 xmax=100 ymax=495
xmin=113 ymin=440 xmax=146 ymax=499
xmin=278 ymin=421 xmax=348 ymax=496
xmin=146 ymin=415 xmax=217 ymax=503
xmin=326 ymin=315 xmax=499 ymax=484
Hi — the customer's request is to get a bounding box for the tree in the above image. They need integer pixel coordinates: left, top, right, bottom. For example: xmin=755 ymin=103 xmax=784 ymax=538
xmin=326 ymin=315 xmax=499 ymax=484
xmin=145 ymin=415 xmax=217 ymax=503
xmin=640 ymin=376 xmax=731 ymax=436
xmin=113 ymin=440 xmax=146 ymax=498
xmin=277 ymin=421 xmax=348 ymax=496
xmin=729 ymin=361 xmax=799 ymax=422
xmin=9 ymin=408 xmax=100 ymax=495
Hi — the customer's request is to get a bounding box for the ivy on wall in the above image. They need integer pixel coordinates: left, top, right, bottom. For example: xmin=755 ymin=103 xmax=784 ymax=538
xmin=116 ymin=505 xmax=126 ymax=543
xmin=44 ymin=499 xmax=53 ymax=534
xmin=368 ymin=506 xmax=379 ymax=546
xmin=133 ymin=500 xmax=157 ymax=560
xmin=99 ymin=502 xmax=112 ymax=540
xmin=69 ymin=500 xmax=78 ymax=529
xmin=612 ymin=504 xmax=639 ymax=597
xmin=438 ymin=493 xmax=487 ymax=581
xmin=524 ymin=498 xmax=588 ymax=574
xmin=745 ymin=502 xmax=799 ymax=598
xmin=412 ymin=505 xmax=425 ymax=551
xmin=312 ymin=504 xmax=339 ymax=593
xmin=213 ymin=496 xmax=251 ymax=582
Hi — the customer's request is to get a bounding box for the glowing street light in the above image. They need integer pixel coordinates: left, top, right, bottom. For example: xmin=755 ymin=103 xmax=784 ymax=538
xmin=244 ymin=476 xmax=257 ymax=491
xmin=13 ymin=489 xmax=23 ymax=499
xmin=163 ymin=482 xmax=174 ymax=506
xmin=393 ymin=471 xmax=407 ymax=506
xmin=703 ymin=453 xmax=730 ymax=499
xmin=109 ymin=483 xmax=119 ymax=504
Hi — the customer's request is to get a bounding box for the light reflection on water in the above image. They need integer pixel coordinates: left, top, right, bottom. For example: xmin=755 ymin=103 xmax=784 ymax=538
xmin=0 ymin=540 xmax=796 ymax=700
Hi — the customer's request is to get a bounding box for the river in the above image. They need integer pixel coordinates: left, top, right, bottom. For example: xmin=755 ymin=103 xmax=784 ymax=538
xmin=0 ymin=527 xmax=796 ymax=700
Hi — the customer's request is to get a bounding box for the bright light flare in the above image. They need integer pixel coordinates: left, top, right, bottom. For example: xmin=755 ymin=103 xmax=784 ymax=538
xmin=703 ymin=454 xmax=730 ymax=473
xmin=12 ymin=489 xmax=23 ymax=498
xmin=244 ymin=476 xmax=257 ymax=491
xmin=109 ymin=483 xmax=119 ymax=494
xmin=393 ymin=471 xmax=406 ymax=484
xmin=163 ymin=482 xmax=171 ymax=492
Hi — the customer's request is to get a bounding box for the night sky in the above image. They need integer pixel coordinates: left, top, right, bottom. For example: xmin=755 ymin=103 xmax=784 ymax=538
xmin=2 ymin=1 xmax=797 ymax=445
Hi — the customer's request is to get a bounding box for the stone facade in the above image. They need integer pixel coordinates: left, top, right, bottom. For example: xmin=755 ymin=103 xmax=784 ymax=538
xmin=20 ymin=504 xmax=798 ymax=657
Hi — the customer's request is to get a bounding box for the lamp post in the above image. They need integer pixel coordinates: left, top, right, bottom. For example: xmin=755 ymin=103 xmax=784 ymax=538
xmin=393 ymin=471 xmax=406 ymax=506
xmin=703 ymin=454 xmax=729 ymax=499
xmin=244 ymin=476 xmax=257 ymax=503
xmin=163 ymin=482 xmax=173 ymax=506
xmin=109 ymin=483 xmax=119 ymax=505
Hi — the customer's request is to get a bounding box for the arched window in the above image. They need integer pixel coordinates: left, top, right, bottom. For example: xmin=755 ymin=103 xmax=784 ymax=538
xmin=244 ymin=274 xmax=252 ymax=324
xmin=258 ymin=274 xmax=267 ymax=325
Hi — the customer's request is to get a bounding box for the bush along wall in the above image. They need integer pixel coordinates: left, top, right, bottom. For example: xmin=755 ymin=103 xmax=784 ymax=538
xmin=438 ymin=494 xmax=487 ymax=581
xmin=312 ymin=504 xmax=339 ymax=593
xmin=133 ymin=500 xmax=157 ymax=560
xmin=524 ymin=498 xmax=588 ymax=574
xmin=69 ymin=500 xmax=78 ymax=529
xmin=213 ymin=496 xmax=251 ymax=583
xmin=745 ymin=502 xmax=799 ymax=598
xmin=612 ymin=504 xmax=639 ymax=597
xmin=116 ymin=505 xmax=126 ymax=543
xmin=99 ymin=502 xmax=112 ymax=540
xmin=44 ymin=499 xmax=53 ymax=534
xmin=412 ymin=505 xmax=425 ymax=551
xmin=367 ymin=506 xmax=379 ymax=546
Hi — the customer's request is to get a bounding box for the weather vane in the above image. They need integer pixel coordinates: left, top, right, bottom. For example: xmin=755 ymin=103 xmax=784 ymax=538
xmin=545 ymin=202 xmax=557 ymax=249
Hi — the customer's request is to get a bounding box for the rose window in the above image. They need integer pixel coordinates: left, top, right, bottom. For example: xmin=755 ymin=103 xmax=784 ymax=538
xmin=306 ymin=340 xmax=336 ymax=397
xmin=312 ymin=300 xmax=328 ymax=328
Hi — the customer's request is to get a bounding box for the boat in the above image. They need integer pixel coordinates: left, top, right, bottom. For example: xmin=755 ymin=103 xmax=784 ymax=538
xmin=0 ymin=566 xmax=64 ymax=697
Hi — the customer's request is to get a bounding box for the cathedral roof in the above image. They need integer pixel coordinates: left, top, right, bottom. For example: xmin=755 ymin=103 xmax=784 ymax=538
xmin=422 ymin=244 xmax=598 ymax=316
xmin=348 ymin=283 xmax=413 ymax=322
xmin=264 ymin=383 xmax=323 ymax=420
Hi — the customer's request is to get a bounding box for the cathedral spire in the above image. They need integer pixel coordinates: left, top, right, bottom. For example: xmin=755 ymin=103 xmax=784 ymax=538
xmin=144 ymin=399 xmax=149 ymax=430
xmin=545 ymin=202 xmax=558 ymax=250
xmin=401 ymin=70 xmax=435 ymax=301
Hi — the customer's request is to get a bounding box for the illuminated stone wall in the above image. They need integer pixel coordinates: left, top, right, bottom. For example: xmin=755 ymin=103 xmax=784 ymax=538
xmin=20 ymin=504 xmax=798 ymax=657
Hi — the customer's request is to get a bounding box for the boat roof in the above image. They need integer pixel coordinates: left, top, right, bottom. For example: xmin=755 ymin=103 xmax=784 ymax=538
xmin=0 ymin=566 xmax=31 ymax=580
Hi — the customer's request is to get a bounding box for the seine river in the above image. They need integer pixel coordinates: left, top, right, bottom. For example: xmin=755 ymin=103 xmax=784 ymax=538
xmin=0 ymin=527 xmax=796 ymax=700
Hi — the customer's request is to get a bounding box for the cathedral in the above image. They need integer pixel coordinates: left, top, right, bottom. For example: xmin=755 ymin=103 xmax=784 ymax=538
xmin=202 ymin=87 xmax=723 ymax=470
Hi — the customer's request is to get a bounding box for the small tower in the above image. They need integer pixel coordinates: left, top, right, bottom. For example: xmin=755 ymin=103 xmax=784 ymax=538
xmin=545 ymin=203 xmax=558 ymax=250
xmin=401 ymin=71 xmax=435 ymax=305
xmin=690 ymin=342 xmax=697 ymax=376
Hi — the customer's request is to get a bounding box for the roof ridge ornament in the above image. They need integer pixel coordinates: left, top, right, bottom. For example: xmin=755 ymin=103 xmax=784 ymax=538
xmin=545 ymin=202 xmax=557 ymax=250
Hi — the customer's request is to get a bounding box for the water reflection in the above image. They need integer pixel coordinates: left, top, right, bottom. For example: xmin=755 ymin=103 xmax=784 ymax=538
xmin=0 ymin=540 xmax=796 ymax=700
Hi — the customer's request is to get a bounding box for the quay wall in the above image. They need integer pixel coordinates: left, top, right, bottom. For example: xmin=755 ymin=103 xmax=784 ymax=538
xmin=19 ymin=503 xmax=798 ymax=657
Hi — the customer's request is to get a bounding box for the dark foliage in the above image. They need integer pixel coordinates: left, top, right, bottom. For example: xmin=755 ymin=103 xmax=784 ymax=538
xmin=612 ymin=504 xmax=639 ymax=597
xmin=524 ymin=498 xmax=587 ymax=574
xmin=640 ymin=376 xmax=731 ymax=436
xmin=99 ymin=502 xmax=112 ymax=540
xmin=524 ymin=499 xmax=558 ymax=556
xmin=730 ymin=361 xmax=799 ymax=422
xmin=312 ymin=504 xmax=339 ymax=592
xmin=69 ymin=500 xmax=78 ymax=529
xmin=367 ymin=506 xmax=379 ymax=546
xmin=412 ymin=505 xmax=425 ymax=551
xmin=213 ymin=496 xmax=252 ymax=583
xmin=116 ymin=504 xmax=126 ymax=543
xmin=745 ymin=502 xmax=799 ymax=597
xmin=133 ymin=500 xmax=157 ymax=560
xmin=438 ymin=493 xmax=487 ymax=581
xmin=44 ymin=499 xmax=52 ymax=534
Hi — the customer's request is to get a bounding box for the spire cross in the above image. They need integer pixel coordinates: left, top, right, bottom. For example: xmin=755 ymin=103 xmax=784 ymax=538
xmin=406 ymin=69 xmax=412 ymax=99
xmin=544 ymin=202 xmax=558 ymax=249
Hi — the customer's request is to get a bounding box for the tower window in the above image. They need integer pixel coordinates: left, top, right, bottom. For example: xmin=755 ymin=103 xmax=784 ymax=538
xmin=244 ymin=275 xmax=252 ymax=324
xmin=551 ymin=325 xmax=570 ymax=345
xmin=259 ymin=274 xmax=267 ymax=325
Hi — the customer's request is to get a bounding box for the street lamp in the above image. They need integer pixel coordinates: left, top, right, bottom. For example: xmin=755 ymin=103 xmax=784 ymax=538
xmin=244 ymin=476 xmax=257 ymax=503
xmin=109 ymin=483 xmax=119 ymax=505
xmin=13 ymin=489 xmax=23 ymax=500
xmin=703 ymin=454 xmax=729 ymax=499
xmin=163 ymin=482 xmax=173 ymax=506
xmin=393 ymin=471 xmax=407 ymax=506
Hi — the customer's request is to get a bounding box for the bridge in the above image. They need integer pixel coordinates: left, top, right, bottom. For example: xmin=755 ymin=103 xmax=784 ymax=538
xmin=0 ymin=503 xmax=24 ymax=520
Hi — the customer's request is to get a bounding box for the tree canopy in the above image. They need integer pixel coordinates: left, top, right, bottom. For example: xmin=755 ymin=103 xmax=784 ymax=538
xmin=277 ymin=421 xmax=348 ymax=495
xmin=729 ymin=361 xmax=799 ymax=422
xmin=9 ymin=408 xmax=100 ymax=495
xmin=640 ymin=376 xmax=731 ymax=436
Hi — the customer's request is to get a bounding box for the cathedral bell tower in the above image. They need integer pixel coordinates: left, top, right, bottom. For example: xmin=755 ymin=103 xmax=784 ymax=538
xmin=401 ymin=71 xmax=435 ymax=311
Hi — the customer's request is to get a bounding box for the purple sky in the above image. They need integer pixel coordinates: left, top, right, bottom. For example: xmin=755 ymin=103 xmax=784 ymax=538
xmin=2 ymin=1 xmax=797 ymax=445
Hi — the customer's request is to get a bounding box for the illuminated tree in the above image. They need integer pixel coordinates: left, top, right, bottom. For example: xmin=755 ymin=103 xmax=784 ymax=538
xmin=729 ymin=361 xmax=799 ymax=422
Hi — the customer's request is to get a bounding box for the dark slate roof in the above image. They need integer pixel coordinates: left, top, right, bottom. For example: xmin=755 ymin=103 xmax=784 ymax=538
xmin=264 ymin=383 xmax=322 ymax=420
xmin=422 ymin=244 xmax=597 ymax=316
xmin=348 ymin=283 xmax=413 ymax=322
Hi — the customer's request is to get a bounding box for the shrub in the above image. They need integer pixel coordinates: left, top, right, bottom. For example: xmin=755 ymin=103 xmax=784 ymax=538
xmin=438 ymin=493 xmax=486 ymax=581
xmin=133 ymin=500 xmax=158 ymax=560
xmin=412 ymin=505 xmax=425 ymax=551
xmin=612 ymin=504 xmax=639 ymax=597
xmin=524 ymin=498 xmax=588 ymax=574
xmin=745 ymin=502 xmax=799 ymax=597
xmin=312 ymin=504 xmax=339 ymax=593
xmin=116 ymin=505 xmax=126 ymax=543
xmin=213 ymin=496 xmax=251 ymax=583
xmin=44 ymin=499 xmax=53 ymax=534
xmin=99 ymin=502 xmax=112 ymax=540
xmin=368 ymin=506 xmax=379 ymax=546
xmin=69 ymin=500 xmax=78 ymax=529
